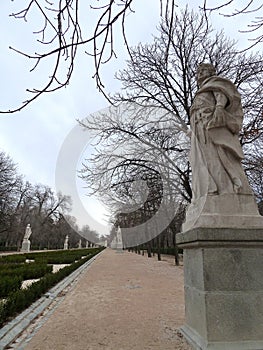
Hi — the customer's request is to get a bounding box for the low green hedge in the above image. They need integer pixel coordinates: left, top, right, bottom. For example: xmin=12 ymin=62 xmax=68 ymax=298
xmin=25 ymin=248 xmax=99 ymax=264
xmin=0 ymin=276 xmax=23 ymax=298
xmin=0 ymin=254 xmax=27 ymax=264
xmin=0 ymin=263 xmax=53 ymax=280
xmin=0 ymin=248 xmax=104 ymax=327
xmin=0 ymin=246 xmax=18 ymax=252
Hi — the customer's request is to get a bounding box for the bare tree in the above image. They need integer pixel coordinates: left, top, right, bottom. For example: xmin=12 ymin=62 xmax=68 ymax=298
xmin=2 ymin=0 xmax=178 ymax=113
xmin=201 ymin=0 xmax=263 ymax=50
xmin=0 ymin=150 xmax=77 ymax=249
xmin=0 ymin=151 xmax=22 ymax=239
xmin=80 ymin=8 xmax=263 ymax=209
xmin=2 ymin=1 xmax=262 ymax=113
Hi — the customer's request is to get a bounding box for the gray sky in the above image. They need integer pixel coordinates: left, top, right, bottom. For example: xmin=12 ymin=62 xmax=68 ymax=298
xmin=0 ymin=0 xmax=261 ymax=236
xmin=0 ymin=0 xmax=160 ymax=236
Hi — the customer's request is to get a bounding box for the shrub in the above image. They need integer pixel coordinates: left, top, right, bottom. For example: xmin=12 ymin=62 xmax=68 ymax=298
xmin=0 ymin=255 xmax=26 ymax=264
xmin=25 ymin=248 xmax=95 ymax=264
xmin=0 ymin=246 xmax=18 ymax=252
xmin=0 ymin=263 xmax=53 ymax=280
xmin=0 ymin=248 xmax=103 ymax=327
xmin=0 ymin=276 xmax=22 ymax=298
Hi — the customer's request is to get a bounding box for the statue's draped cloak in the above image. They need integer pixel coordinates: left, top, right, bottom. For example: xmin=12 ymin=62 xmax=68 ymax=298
xmin=190 ymin=75 xmax=252 ymax=199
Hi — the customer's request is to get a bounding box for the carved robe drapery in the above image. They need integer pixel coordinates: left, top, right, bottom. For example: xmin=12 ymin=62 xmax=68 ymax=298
xmin=190 ymin=75 xmax=252 ymax=200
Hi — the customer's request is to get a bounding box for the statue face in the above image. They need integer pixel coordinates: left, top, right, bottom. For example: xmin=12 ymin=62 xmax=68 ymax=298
xmin=197 ymin=66 xmax=212 ymax=86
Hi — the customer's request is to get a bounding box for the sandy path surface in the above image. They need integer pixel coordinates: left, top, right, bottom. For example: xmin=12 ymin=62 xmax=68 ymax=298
xmin=24 ymin=249 xmax=192 ymax=350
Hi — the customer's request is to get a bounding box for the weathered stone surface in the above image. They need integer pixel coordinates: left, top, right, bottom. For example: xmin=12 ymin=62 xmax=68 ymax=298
xmin=64 ymin=234 xmax=69 ymax=250
xmin=21 ymin=239 xmax=31 ymax=253
xmin=23 ymin=224 xmax=32 ymax=240
xmin=182 ymin=193 xmax=263 ymax=232
xmin=179 ymin=63 xmax=263 ymax=349
xmin=178 ymin=228 xmax=263 ymax=350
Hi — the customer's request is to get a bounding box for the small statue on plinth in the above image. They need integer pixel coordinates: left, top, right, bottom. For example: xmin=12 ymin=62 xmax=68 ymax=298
xmin=116 ymin=227 xmax=123 ymax=250
xmin=21 ymin=224 xmax=32 ymax=252
xmin=64 ymin=234 xmax=69 ymax=250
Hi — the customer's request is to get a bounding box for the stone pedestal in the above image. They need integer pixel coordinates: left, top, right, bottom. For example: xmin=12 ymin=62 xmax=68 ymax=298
xmin=182 ymin=193 xmax=263 ymax=232
xmin=21 ymin=239 xmax=31 ymax=252
xmin=177 ymin=228 xmax=263 ymax=350
xmin=64 ymin=242 xmax=68 ymax=250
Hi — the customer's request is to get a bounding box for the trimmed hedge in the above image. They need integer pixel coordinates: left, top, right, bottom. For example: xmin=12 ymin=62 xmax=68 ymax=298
xmin=0 ymin=276 xmax=23 ymax=298
xmin=0 ymin=263 xmax=53 ymax=280
xmin=25 ymin=248 xmax=98 ymax=264
xmin=0 ymin=246 xmax=18 ymax=252
xmin=0 ymin=255 xmax=26 ymax=264
xmin=0 ymin=248 xmax=104 ymax=327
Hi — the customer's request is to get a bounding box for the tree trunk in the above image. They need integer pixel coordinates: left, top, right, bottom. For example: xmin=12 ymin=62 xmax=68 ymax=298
xmin=157 ymin=235 xmax=161 ymax=261
xmin=174 ymin=233 xmax=179 ymax=266
xmin=147 ymin=241 xmax=152 ymax=257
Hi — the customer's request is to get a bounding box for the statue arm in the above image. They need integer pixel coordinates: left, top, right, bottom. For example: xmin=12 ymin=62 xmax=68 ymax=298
xmin=207 ymin=91 xmax=228 ymax=130
xmin=208 ymin=91 xmax=240 ymax=134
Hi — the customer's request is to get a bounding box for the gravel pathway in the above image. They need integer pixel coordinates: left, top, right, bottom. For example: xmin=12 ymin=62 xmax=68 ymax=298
xmin=19 ymin=249 xmax=192 ymax=350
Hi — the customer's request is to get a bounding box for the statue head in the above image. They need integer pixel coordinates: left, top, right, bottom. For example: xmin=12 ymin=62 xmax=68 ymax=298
xmin=197 ymin=63 xmax=216 ymax=87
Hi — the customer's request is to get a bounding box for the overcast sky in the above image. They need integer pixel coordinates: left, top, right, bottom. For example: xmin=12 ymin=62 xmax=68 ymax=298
xmin=0 ymin=0 xmax=261 ymax=236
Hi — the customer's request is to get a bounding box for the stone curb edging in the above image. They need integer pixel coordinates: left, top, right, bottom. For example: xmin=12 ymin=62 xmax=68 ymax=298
xmin=0 ymin=250 xmax=104 ymax=349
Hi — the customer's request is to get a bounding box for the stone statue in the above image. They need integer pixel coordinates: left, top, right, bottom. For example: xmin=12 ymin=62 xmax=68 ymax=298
xmin=110 ymin=227 xmax=123 ymax=249
xmin=24 ymin=224 xmax=32 ymax=240
xmin=64 ymin=234 xmax=69 ymax=250
xmin=116 ymin=227 xmax=122 ymax=243
xmin=190 ymin=63 xmax=252 ymax=199
xmin=21 ymin=224 xmax=32 ymax=252
xmin=182 ymin=63 xmax=262 ymax=231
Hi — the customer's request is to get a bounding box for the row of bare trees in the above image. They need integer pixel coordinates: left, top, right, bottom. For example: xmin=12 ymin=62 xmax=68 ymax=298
xmin=0 ymin=151 xmax=100 ymax=250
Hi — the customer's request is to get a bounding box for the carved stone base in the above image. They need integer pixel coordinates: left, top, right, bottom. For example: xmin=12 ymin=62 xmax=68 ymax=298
xmin=21 ymin=239 xmax=31 ymax=252
xmin=177 ymin=228 xmax=263 ymax=350
xmin=182 ymin=193 xmax=263 ymax=232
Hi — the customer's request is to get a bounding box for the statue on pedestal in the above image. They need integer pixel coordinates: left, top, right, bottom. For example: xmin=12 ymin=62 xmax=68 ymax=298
xmin=64 ymin=234 xmax=69 ymax=250
xmin=183 ymin=63 xmax=261 ymax=231
xmin=177 ymin=63 xmax=263 ymax=350
xmin=21 ymin=224 xmax=32 ymax=252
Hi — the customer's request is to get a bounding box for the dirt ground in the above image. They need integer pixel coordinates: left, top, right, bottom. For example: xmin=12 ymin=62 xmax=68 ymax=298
xmin=22 ymin=249 xmax=192 ymax=350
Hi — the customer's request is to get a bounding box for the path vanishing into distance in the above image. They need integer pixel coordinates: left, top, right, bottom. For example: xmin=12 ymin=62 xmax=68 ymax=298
xmin=10 ymin=248 xmax=192 ymax=350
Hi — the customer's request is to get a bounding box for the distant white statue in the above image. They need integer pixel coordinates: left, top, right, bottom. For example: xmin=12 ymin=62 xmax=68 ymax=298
xmin=78 ymin=238 xmax=82 ymax=249
xmin=24 ymin=224 xmax=32 ymax=240
xmin=117 ymin=227 xmax=122 ymax=243
xmin=116 ymin=227 xmax=123 ymax=249
xmin=21 ymin=224 xmax=32 ymax=252
xmin=64 ymin=235 xmax=69 ymax=250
